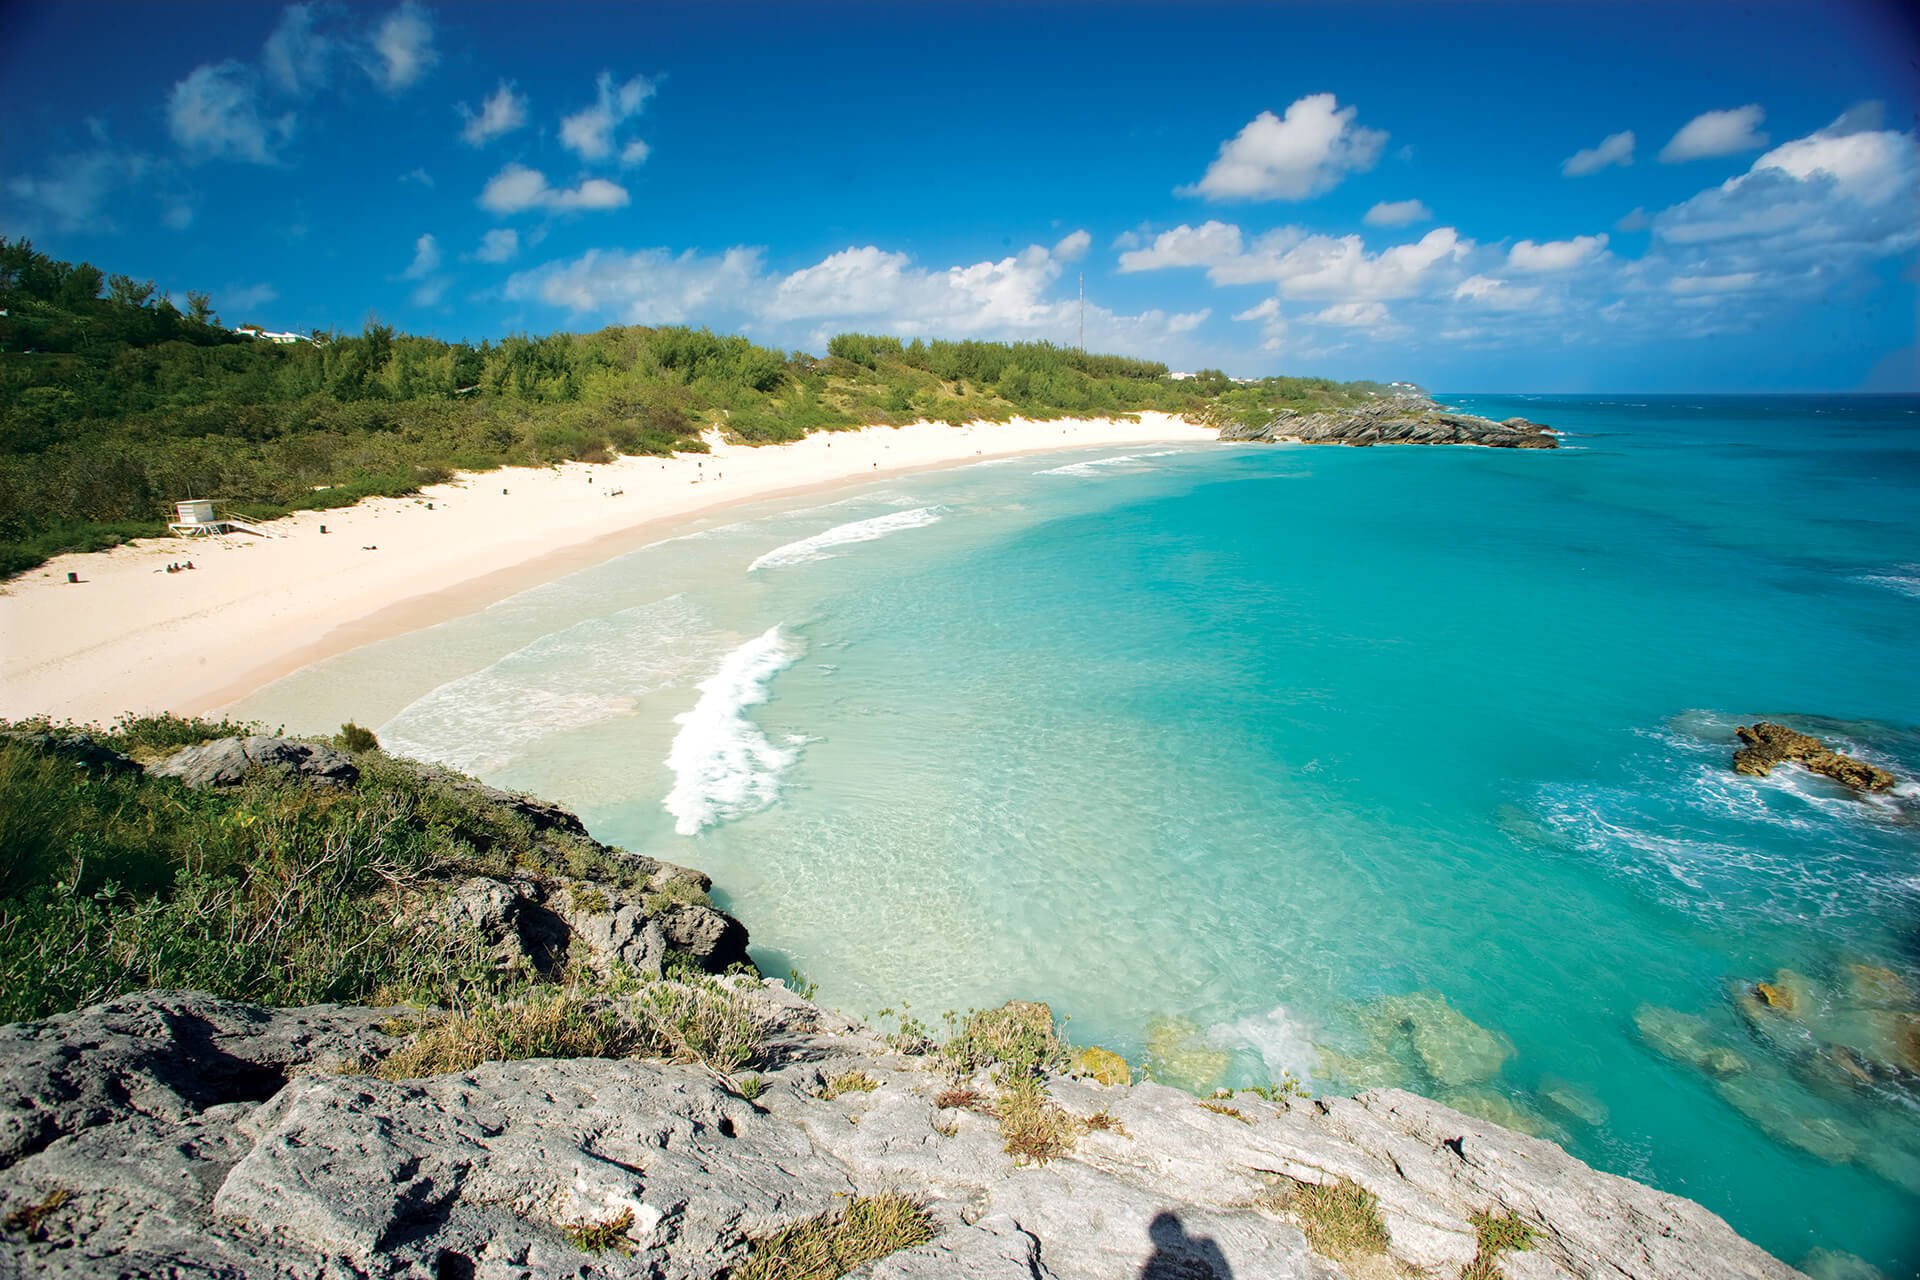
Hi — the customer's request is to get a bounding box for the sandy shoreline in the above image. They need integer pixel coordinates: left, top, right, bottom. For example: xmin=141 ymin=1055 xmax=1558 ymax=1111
xmin=0 ymin=414 xmax=1215 ymax=724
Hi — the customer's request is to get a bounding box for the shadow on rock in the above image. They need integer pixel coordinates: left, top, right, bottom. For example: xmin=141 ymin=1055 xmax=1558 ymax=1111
xmin=1139 ymin=1210 xmax=1233 ymax=1279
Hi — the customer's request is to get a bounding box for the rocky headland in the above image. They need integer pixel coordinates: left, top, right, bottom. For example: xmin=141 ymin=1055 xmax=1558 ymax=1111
xmin=0 ymin=984 xmax=1806 ymax=1280
xmin=0 ymin=721 xmax=1830 ymax=1278
xmin=1218 ymin=397 xmax=1557 ymax=449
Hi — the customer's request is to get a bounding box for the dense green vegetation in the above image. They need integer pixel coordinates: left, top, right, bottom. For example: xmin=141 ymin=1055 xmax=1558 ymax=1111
xmin=1 ymin=238 xmax=1391 ymax=576
xmin=0 ymin=714 xmax=686 ymax=1023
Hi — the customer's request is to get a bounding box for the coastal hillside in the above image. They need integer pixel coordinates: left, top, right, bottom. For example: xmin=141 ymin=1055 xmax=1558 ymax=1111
xmin=0 ymin=720 xmax=1804 ymax=1278
xmin=0 ymin=239 xmax=1390 ymax=578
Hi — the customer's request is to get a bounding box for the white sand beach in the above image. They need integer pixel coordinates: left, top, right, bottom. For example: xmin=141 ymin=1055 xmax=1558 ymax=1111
xmin=0 ymin=414 xmax=1215 ymax=725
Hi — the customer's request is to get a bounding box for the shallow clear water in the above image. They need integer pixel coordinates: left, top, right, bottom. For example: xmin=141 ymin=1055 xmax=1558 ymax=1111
xmin=239 ymin=396 xmax=1920 ymax=1274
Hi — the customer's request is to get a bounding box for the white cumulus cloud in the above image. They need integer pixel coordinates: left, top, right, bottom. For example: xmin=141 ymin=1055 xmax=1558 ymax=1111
xmin=1507 ymin=234 xmax=1609 ymax=272
xmin=1660 ymin=105 xmax=1768 ymax=163
xmin=1667 ymin=272 xmax=1759 ymax=294
xmin=1308 ymin=300 xmax=1390 ymax=328
xmin=1364 ymin=199 xmax=1432 ymax=227
xmin=369 ymin=1 xmax=436 ymax=92
xmin=1562 ymin=130 xmax=1635 ymax=176
xmin=1116 ymin=221 xmax=1246 ymax=272
xmin=262 ymin=4 xmax=337 ymax=94
xmin=474 ymin=228 xmax=519 ymax=263
xmin=168 ymin=62 xmax=292 ymax=164
xmin=561 ymin=71 xmax=656 ymax=161
xmin=402 ymin=233 xmax=440 ymax=278
xmin=1182 ymin=94 xmax=1387 ymax=201
xmin=506 ymin=246 xmax=766 ymax=323
xmin=479 ymin=163 xmax=630 ymax=214
xmin=5 ymin=147 xmax=151 ymax=232
xmin=1453 ymin=275 xmax=1542 ymax=310
xmin=461 ymin=81 xmax=527 ymax=146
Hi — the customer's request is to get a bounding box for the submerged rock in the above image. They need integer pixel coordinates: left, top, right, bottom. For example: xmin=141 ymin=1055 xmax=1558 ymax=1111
xmin=150 ymin=735 xmax=359 ymax=790
xmin=1368 ymin=991 xmax=1516 ymax=1087
xmin=1732 ymin=722 xmax=1895 ymax=792
xmin=1141 ymin=1017 xmax=1232 ymax=1095
xmin=1070 ymin=1045 xmax=1132 ymax=1086
xmin=1435 ymin=1087 xmax=1560 ymax=1140
xmin=1538 ymin=1075 xmax=1610 ymax=1127
xmin=1635 ymin=1005 xmax=1751 ymax=1078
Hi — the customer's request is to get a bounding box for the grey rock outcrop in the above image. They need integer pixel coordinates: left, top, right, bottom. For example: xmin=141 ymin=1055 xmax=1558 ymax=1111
xmin=0 ymin=986 xmax=1803 ymax=1280
xmin=1221 ymin=398 xmax=1557 ymax=449
xmin=442 ymin=875 xmax=749 ymax=978
xmin=150 ymin=735 xmax=360 ymax=789
xmin=0 ymin=730 xmax=140 ymax=777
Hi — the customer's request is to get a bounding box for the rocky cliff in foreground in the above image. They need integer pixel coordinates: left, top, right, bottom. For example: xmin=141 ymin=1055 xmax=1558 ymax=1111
xmin=1220 ymin=399 xmax=1557 ymax=449
xmin=0 ymin=985 xmax=1801 ymax=1280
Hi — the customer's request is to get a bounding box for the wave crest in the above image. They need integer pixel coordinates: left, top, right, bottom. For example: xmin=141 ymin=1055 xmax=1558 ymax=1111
xmin=748 ymin=508 xmax=942 ymax=572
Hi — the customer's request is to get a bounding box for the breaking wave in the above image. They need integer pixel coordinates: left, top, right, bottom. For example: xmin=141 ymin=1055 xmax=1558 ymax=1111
xmin=748 ymin=507 xmax=942 ymax=572
xmin=664 ymin=626 xmax=805 ymax=835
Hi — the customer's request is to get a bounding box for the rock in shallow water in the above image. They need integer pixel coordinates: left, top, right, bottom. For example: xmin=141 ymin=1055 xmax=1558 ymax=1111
xmin=1731 ymin=722 xmax=1895 ymax=792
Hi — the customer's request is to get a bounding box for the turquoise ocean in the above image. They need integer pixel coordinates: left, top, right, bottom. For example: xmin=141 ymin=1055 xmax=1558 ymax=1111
xmin=238 ymin=394 xmax=1920 ymax=1274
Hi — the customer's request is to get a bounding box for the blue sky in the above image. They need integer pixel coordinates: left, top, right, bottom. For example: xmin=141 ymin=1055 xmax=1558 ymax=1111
xmin=4 ymin=1 xmax=1917 ymax=390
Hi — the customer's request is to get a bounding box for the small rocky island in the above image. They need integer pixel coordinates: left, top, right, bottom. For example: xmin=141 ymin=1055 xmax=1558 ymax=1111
xmin=1219 ymin=396 xmax=1558 ymax=449
xmin=1732 ymin=721 xmax=1897 ymax=793
xmin=0 ymin=723 xmax=1817 ymax=1278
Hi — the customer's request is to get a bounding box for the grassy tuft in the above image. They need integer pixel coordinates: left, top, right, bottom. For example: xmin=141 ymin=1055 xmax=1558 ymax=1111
xmin=1460 ymin=1209 xmax=1536 ymax=1279
xmin=1199 ymin=1100 xmax=1253 ymax=1124
xmin=377 ymin=991 xmax=637 ymax=1078
xmin=626 ymin=975 xmax=764 ymax=1075
xmin=335 ymin=722 xmax=380 ymax=754
xmin=995 ymin=1077 xmax=1082 ymax=1165
xmin=561 ymin=1207 xmax=635 ymax=1254
xmin=1083 ymin=1110 xmax=1130 ymax=1136
xmin=821 ymin=1070 xmax=879 ymax=1100
xmin=1277 ymin=1178 xmax=1392 ymax=1262
xmin=2 ymin=1187 xmax=71 ymax=1242
xmin=733 ymin=1193 xmax=936 ymax=1280
xmin=941 ymin=1001 xmax=1066 ymax=1082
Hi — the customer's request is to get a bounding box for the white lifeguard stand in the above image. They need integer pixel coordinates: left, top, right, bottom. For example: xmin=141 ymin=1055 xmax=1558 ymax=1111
xmin=169 ymin=499 xmax=224 ymax=536
xmin=168 ymin=498 xmax=273 ymax=539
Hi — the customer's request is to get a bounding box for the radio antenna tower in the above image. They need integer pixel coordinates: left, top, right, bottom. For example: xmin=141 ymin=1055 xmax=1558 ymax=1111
xmin=1078 ymin=272 xmax=1085 ymax=351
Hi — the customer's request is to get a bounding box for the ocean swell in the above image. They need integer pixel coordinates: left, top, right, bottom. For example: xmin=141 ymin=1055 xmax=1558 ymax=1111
xmin=664 ymin=626 xmax=805 ymax=835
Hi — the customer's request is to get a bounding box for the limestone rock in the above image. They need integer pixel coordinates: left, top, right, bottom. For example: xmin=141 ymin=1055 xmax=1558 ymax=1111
xmin=657 ymin=902 xmax=751 ymax=972
xmin=0 ymin=990 xmax=403 ymax=1169
xmin=150 ymin=735 xmax=359 ymax=790
xmin=438 ymin=875 xmax=746 ymax=979
xmin=0 ymin=987 xmax=1808 ymax=1280
xmin=1732 ymin=722 xmax=1895 ymax=792
xmin=1219 ymin=398 xmax=1557 ymax=449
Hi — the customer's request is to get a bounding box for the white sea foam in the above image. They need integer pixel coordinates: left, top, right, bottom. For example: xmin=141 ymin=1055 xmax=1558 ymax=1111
xmin=1214 ymin=1004 xmax=1320 ymax=1089
xmin=380 ymin=596 xmax=718 ymax=775
xmin=748 ymin=507 xmax=942 ymax=572
xmin=1037 ymin=449 xmax=1182 ymax=478
xmin=1857 ymin=565 xmax=1920 ymax=599
xmin=664 ymin=626 xmax=805 ymax=835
